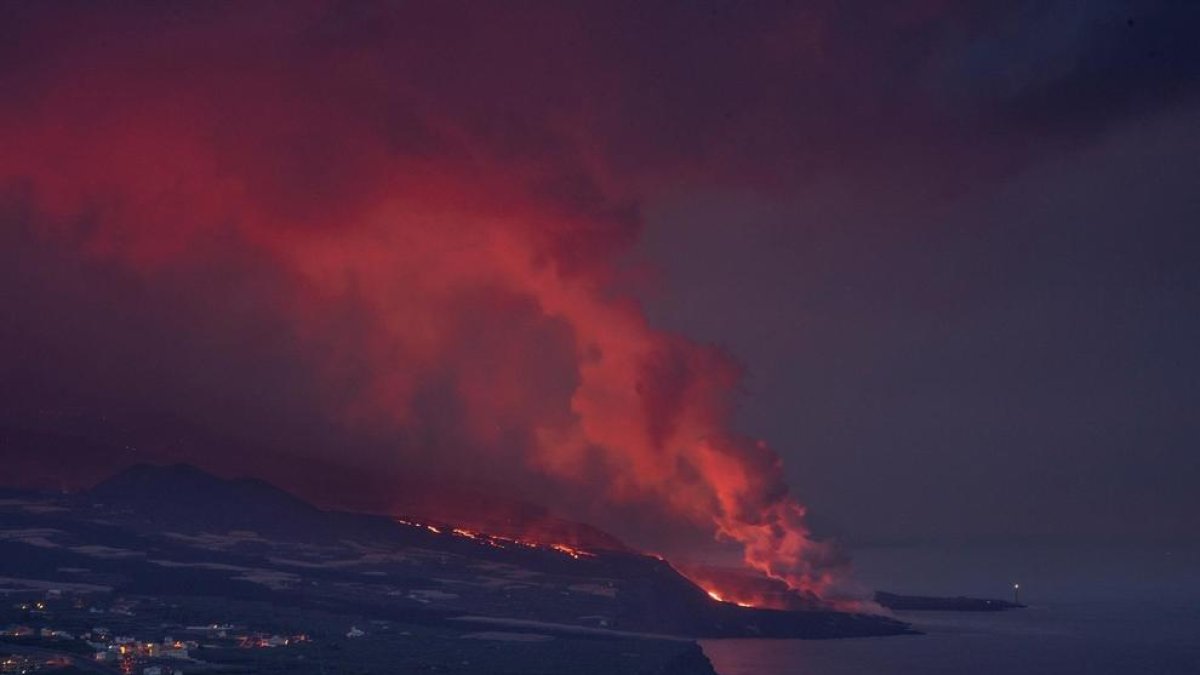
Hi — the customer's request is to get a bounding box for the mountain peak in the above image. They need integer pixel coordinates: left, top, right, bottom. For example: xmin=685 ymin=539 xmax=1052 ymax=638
xmin=88 ymin=463 xmax=322 ymax=536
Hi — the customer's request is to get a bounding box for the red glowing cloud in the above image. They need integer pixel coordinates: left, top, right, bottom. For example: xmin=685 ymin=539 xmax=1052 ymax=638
xmin=0 ymin=2 xmax=880 ymax=598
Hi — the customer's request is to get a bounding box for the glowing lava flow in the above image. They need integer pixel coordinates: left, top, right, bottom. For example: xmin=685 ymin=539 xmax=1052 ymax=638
xmin=704 ymin=589 xmax=754 ymax=608
xmin=399 ymin=516 xmax=769 ymax=607
xmin=394 ymin=518 xmax=596 ymax=560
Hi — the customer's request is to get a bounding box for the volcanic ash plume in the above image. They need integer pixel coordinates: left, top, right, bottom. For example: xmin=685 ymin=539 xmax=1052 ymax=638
xmin=0 ymin=2 xmax=848 ymax=601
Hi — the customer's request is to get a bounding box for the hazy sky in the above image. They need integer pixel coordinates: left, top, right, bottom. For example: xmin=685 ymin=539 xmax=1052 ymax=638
xmin=639 ymin=107 xmax=1200 ymax=543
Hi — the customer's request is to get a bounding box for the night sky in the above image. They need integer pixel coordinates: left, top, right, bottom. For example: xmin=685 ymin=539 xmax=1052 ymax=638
xmin=1 ymin=1 xmax=1197 ymax=582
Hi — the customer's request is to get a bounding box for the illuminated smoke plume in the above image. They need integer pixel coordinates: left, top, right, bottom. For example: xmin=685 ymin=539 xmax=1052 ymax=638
xmin=0 ymin=2 xmax=859 ymax=598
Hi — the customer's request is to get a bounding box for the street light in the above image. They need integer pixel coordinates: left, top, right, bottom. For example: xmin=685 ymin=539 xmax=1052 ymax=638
xmin=1013 ymin=582 xmax=1020 ymax=604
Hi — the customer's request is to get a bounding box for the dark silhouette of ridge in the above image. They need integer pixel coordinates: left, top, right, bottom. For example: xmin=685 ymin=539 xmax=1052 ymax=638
xmin=37 ymin=463 xmax=919 ymax=638
xmin=87 ymin=463 xmax=326 ymax=537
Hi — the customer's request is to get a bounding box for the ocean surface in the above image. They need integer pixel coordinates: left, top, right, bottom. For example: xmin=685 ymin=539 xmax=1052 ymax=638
xmin=702 ymin=542 xmax=1200 ymax=675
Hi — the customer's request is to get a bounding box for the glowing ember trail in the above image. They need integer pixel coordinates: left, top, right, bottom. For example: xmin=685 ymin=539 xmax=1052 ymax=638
xmin=397 ymin=515 xmax=821 ymax=609
xmin=704 ymin=589 xmax=753 ymax=608
xmin=394 ymin=517 xmax=596 ymax=560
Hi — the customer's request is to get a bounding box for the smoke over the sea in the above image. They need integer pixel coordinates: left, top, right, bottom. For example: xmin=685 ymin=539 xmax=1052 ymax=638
xmin=3 ymin=1 xmax=1194 ymax=599
xmin=0 ymin=1 xmax=855 ymax=597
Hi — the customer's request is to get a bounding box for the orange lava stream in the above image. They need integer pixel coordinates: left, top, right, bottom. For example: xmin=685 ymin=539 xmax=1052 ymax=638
xmin=394 ymin=517 xmax=596 ymax=560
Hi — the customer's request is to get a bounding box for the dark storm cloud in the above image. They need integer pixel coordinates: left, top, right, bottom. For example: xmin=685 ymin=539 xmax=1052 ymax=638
xmin=991 ymin=2 xmax=1200 ymax=133
xmin=4 ymin=1 xmax=1194 ymax=187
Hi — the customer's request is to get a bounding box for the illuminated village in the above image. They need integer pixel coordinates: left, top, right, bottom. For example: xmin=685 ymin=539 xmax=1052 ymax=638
xmin=1 ymin=591 xmax=317 ymax=674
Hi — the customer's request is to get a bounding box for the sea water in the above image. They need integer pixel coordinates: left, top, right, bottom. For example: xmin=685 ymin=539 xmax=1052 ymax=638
xmin=702 ymin=542 xmax=1200 ymax=675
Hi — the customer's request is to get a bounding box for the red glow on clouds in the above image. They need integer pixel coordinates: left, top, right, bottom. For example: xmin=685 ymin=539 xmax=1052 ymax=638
xmin=0 ymin=3 xmax=850 ymax=600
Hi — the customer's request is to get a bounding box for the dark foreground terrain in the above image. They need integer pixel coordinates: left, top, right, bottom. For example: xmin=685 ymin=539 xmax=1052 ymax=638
xmin=1 ymin=593 xmax=713 ymax=675
xmin=0 ymin=464 xmax=912 ymax=674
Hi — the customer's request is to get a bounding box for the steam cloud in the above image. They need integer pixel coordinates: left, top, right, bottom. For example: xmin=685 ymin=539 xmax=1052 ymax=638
xmin=0 ymin=2 xmax=848 ymax=597
xmin=5 ymin=1 xmax=1188 ymax=600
